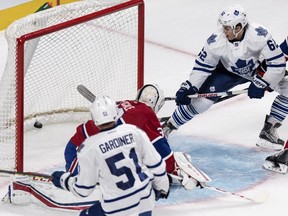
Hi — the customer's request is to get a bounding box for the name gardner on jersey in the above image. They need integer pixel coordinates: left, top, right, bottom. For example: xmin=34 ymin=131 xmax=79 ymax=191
xmin=99 ymin=133 xmax=134 ymax=153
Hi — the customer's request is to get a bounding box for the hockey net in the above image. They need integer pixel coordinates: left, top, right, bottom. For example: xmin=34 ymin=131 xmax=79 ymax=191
xmin=0 ymin=0 xmax=144 ymax=172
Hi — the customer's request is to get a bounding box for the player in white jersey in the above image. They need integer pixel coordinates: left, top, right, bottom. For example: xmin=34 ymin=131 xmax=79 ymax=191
xmin=163 ymin=4 xmax=287 ymax=151
xmin=51 ymin=95 xmax=170 ymax=216
xmin=262 ymin=36 xmax=288 ymax=173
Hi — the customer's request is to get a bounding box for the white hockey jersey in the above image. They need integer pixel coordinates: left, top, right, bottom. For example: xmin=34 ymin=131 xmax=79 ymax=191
xmin=67 ymin=124 xmax=169 ymax=216
xmin=189 ymin=23 xmax=286 ymax=89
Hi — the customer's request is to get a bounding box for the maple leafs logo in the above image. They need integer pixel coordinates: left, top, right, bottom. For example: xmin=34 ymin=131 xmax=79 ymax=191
xmin=231 ymin=59 xmax=255 ymax=75
xmin=207 ymin=34 xmax=217 ymax=45
xmin=255 ymin=26 xmax=268 ymax=37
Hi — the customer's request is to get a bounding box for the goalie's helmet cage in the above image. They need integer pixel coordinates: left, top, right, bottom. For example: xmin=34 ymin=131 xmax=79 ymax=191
xmin=90 ymin=95 xmax=117 ymax=126
xmin=136 ymin=84 xmax=165 ymax=113
xmin=218 ymin=4 xmax=248 ymax=32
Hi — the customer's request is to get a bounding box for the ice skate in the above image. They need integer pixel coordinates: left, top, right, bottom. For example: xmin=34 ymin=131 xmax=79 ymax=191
xmin=162 ymin=120 xmax=177 ymax=138
xmin=256 ymin=115 xmax=284 ymax=150
xmin=262 ymin=149 xmax=288 ymax=174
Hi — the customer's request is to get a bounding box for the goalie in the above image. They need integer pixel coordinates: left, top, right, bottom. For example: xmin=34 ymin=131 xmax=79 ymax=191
xmin=64 ymin=84 xmax=210 ymax=190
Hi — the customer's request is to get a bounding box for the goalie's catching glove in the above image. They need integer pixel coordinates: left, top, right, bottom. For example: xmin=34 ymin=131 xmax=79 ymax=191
xmin=248 ymin=74 xmax=269 ymax=99
xmin=176 ymin=80 xmax=198 ymax=105
xmin=51 ymin=171 xmax=71 ymax=191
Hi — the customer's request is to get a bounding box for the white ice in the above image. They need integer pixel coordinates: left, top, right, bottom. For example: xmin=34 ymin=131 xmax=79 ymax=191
xmin=0 ymin=0 xmax=288 ymax=215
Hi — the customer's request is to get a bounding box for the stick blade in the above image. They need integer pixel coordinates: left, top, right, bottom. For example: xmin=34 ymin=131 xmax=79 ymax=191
xmin=77 ymin=84 xmax=95 ymax=103
xmin=252 ymin=191 xmax=269 ymax=203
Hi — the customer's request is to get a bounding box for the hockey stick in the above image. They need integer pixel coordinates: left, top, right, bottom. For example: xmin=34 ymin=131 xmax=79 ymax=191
xmin=204 ymin=185 xmax=269 ymax=203
xmin=159 ymin=88 xmax=248 ymax=122
xmin=164 ymin=89 xmax=248 ymax=101
xmin=77 ymin=84 xmax=96 ymax=103
xmin=0 ymin=169 xmax=52 ymax=180
xmin=169 ymin=172 xmax=268 ymax=203
xmin=77 ymin=84 xmax=121 ymax=104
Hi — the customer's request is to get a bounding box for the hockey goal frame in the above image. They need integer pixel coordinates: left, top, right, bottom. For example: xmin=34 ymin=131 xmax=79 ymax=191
xmin=11 ymin=0 xmax=144 ymax=172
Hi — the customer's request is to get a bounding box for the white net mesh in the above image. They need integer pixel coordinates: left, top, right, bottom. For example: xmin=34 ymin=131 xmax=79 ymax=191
xmin=0 ymin=0 xmax=144 ymax=171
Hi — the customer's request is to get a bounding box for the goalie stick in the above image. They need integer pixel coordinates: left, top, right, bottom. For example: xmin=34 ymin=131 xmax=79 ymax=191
xmin=77 ymin=84 xmax=96 ymax=103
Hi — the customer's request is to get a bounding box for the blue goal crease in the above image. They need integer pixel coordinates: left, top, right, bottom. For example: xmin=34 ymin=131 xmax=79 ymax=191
xmin=156 ymin=135 xmax=271 ymax=206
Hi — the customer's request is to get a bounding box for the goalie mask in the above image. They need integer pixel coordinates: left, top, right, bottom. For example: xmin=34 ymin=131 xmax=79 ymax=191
xmin=90 ymin=95 xmax=117 ymax=126
xmin=136 ymin=84 xmax=165 ymax=113
xmin=218 ymin=4 xmax=248 ymax=36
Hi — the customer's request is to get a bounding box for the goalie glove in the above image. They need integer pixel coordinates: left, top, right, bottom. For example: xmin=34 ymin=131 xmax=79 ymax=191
xmin=248 ymin=74 xmax=269 ymax=99
xmin=175 ymin=80 xmax=198 ymax=105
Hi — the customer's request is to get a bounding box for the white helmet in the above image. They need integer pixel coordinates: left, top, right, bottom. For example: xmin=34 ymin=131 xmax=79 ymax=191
xmin=90 ymin=95 xmax=117 ymax=126
xmin=218 ymin=4 xmax=248 ymax=34
xmin=136 ymin=84 xmax=165 ymax=113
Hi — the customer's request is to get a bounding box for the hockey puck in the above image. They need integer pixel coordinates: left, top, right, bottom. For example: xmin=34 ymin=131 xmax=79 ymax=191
xmin=34 ymin=121 xmax=43 ymax=129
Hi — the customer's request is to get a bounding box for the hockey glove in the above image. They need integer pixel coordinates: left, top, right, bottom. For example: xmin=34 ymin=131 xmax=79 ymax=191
xmin=51 ymin=171 xmax=71 ymax=191
xmin=154 ymin=189 xmax=169 ymax=201
xmin=176 ymin=80 xmax=198 ymax=105
xmin=248 ymin=74 xmax=269 ymax=99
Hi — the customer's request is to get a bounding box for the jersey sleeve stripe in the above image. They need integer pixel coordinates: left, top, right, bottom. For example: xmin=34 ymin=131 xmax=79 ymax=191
xmin=193 ymin=67 xmax=214 ymax=73
xmin=146 ymin=159 xmax=163 ymax=168
xmin=195 ymin=59 xmax=215 ymax=68
xmin=266 ymin=63 xmax=286 ymax=68
xmin=103 ymin=181 xmax=152 ymax=203
xmin=266 ymin=53 xmax=284 ymax=61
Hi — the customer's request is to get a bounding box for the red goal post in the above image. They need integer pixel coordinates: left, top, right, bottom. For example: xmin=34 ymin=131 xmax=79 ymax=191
xmin=0 ymin=0 xmax=144 ymax=172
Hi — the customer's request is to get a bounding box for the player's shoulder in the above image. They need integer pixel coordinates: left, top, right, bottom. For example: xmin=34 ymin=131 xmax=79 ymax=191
xmin=204 ymin=29 xmax=227 ymax=49
xmin=246 ymin=23 xmax=272 ymax=40
xmin=118 ymin=123 xmax=148 ymax=137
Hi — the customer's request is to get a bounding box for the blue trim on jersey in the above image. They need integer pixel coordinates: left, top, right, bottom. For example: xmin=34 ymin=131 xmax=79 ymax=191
xmin=104 ymin=181 xmax=152 ymax=203
xmin=266 ymin=53 xmax=284 ymax=61
xmin=146 ymin=158 xmax=163 ymax=169
xmin=153 ymin=170 xmax=167 ymax=177
xmin=193 ymin=67 xmax=213 ymax=73
xmin=75 ymin=183 xmax=96 ymax=190
xmin=139 ymin=211 xmax=152 ymax=216
xmin=103 ymin=187 xmax=153 ymax=215
xmin=266 ymin=63 xmax=286 ymax=68
xmin=195 ymin=59 xmax=215 ymax=69
xmin=152 ymin=138 xmax=172 ymax=159
xmin=280 ymin=39 xmax=288 ymax=55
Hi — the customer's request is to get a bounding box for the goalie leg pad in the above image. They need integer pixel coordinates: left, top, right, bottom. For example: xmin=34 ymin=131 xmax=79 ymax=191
xmin=171 ymin=152 xmax=211 ymax=190
xmin=174 ymin=152 xmax=212 ymax=183
xmin=8 ymin=175 xmax=31 ymax=205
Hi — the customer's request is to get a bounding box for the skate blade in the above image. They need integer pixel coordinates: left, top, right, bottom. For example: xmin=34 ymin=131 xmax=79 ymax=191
xmin=262 ymin=161 xmax=287 ymax=174
xmin=256 ymin=138 xmax=283 ymax=151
